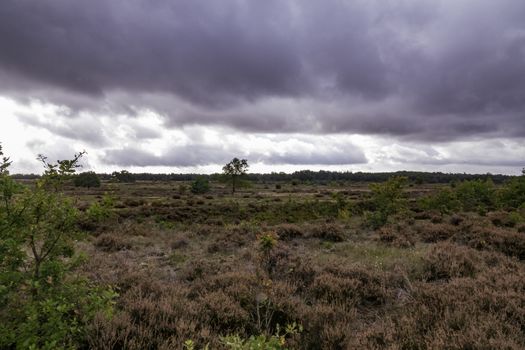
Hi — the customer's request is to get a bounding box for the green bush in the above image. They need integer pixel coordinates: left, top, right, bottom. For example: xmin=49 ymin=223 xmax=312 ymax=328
xmin=365 ymin=176 xmax=408 ymax=229
xmin=111 ymin=170 xmax=135 ymax=183
xmin=454 ymin=179 xmax=496 ymax=213
xmin=499 ymin=171 xmax=525 ymax=209
xmin=220 ymin=323 xmax=302 ymax=350
xmin=420 ymin=188 xmax=461 ymax=214
xmin=0 ymin=144 xmax=116 ymax=349
xmin=74 ymin=171 xmax=101 ymax=188
xmin=191 ymin=177 xmax=211 ymax=194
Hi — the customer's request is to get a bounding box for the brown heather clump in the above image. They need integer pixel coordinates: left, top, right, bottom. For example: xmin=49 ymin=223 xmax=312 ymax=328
xmin=308 ymin=222 xmax=346 ymax=242
xmin=376 ymin=224 xmax=415 ymax=248
xmin=453 ymin=225 xmax=525 ymax=260
xmin=170 ymin=238 xmax=189 ymax=250
xmin=94 ymin=233 xmax=132 ymax=252
xmin=449 ymin=213 xmax=464 ymax=226
xmin=415 ymin=221 xmax=456 ymax=243
xmin=273 ymin=223 xmax=305 ymax=240
xmin=309 ymin=265 xmax=390 ymax=308
xmin=421 ymin=242 xmax=480 ymax=281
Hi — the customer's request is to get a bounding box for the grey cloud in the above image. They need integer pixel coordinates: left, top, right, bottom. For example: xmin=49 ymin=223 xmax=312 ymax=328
xmin=104 ymin=145 xmax=234 ymax=167
xmin=1 ymin=0 xmax=525 ymax=140
xmin=386 ymin=139 xmax=525 ymax=167
xmin=103 ymin=141 xmax=367 ymax=167
xmin=17 ymin=113 xmax=108 ymax=146
xmin=259 ymin=148 xmax=367 ymax=165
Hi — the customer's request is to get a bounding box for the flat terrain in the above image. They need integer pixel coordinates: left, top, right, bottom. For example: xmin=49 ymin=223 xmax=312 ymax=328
xmin=66 ymin=180 xmax=525 ymax=349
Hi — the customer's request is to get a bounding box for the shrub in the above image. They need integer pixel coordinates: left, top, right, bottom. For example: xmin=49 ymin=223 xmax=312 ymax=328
xmin=220 ymin=323 xmax=302 ymax=350
xmin=74 ymin=171 xmax=101 ymax=188
xmin=0 ymin=145 xmax=116 ymax=349
xmin=112 ymin=170 xmax=135 ymax=183
xmin=454 ymin=179 xmax=496 ymax=212
xmin=419 ymin=188 xmax=460 ymax=214
xmin=309 ymin=223 xmax=345 ymax=242
xmin=273 ymin=224 xmax=304 ymax=240
xmin=365 ymin=177 xmax=408 ymax=229
xmin=86 ymin=195 xmax=113 ymax=222
xmin=377 ymin=225 xmax=415 ymax=248
xmin=421 ymin=243 xmax=479 ymax=281
xmin=499 ymin=172 xmax=525 ymax=209
xmin=415 ymin=222 xmax=456 ymax=243
xmin=94 ymin=234 xmax=132 ymax=252
xmin=490 ymin=211 xmax=524 ymax=228
xmin=191 ymin=177 xmax=210 ymax=194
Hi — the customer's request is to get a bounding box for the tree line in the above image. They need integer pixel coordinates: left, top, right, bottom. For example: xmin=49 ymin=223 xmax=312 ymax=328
xmin=12 ymin=169 xmax=515 ymax=184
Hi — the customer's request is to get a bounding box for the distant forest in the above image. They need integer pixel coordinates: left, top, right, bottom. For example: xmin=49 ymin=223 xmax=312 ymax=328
xmin=11 ymin=170 xmax=516 ymax=184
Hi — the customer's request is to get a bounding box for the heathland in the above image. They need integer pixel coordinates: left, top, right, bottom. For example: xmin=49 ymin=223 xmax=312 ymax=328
xmin=2 ymin=152 xmax=525 ymax=349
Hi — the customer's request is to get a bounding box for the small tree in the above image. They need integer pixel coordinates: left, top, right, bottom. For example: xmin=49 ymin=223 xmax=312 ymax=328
xmin=0 ymin=144 xmax=115 ymax=349
xmin=365 ymin=176 xmax=408 ymax=229
xmin=222 ymin=158 xmax=249 ymax=195
xmin=74 ymin=171 xmax=101 ymax=188
xmin=191 ymin=177 xmax=210 ymax=194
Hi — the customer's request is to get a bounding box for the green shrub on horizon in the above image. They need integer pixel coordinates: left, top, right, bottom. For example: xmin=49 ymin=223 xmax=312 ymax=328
xmin=74 ymin=171 xmax=101 ymax=188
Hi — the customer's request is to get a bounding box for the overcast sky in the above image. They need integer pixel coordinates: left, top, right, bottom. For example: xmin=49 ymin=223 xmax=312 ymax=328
xmin=1 ymin=0 xmax=524 ymax=174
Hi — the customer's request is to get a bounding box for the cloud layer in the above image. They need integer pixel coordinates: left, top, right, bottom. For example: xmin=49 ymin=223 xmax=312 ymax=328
xmin=2 ymin=0 xmax=525 ymax=140
xmin=0 ymin=1 xmax=524 ymax=173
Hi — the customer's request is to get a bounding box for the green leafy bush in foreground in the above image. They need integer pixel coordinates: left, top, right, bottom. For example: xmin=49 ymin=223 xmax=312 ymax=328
xmin=0 ymin=144 xmax=116 ymax=349
xmin=184 ymin=323 xmax=302 ymax=350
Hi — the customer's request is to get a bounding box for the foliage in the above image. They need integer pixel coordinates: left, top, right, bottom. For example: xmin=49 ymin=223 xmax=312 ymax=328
xmin=454 ymin=179 xmax=496 ymax=213
xmin=223 ymin=158 xmax=249 ymax=195
xmin=258 ymin=232 xmax=278 ymax=253
xmin=220 ymin=323 xmax=302 ymax=350
xmin=74 ymin=171 xmax=101 ymax=188
xmin=365 ymin=176 xmax=408 ymax=229
xmin=86 ymin=193 xmax=114 ymax=223
xmin=191 ymin=177 xmax=211 ymax=194
xmin=332 ymin=191 xmax=351 ymax=220
xmin=0 ymin=144 xmax=116 ymax=349
xmin=499 ymin=171 xmax=525 ymax=209
xmin=420 ymin=188 xmax=461 ymax=214
xmin=111 ymin=170 xmax=135 ymax=183
xmin=37 ymin=151 xmax=86 ymax=191
xmin=257 ymin=231 xmax=279 ymax=278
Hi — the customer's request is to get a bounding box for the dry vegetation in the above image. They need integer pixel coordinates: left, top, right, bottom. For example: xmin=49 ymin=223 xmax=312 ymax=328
xmin=53 ymin=177 xmax=525 ymax=349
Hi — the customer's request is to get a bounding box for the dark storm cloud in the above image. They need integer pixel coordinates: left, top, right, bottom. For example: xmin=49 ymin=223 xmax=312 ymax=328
xmin=1 ymin=0 xmax=525 ymax=140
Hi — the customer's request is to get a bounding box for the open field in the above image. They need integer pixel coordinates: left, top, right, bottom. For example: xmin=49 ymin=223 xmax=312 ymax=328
xmin=47 ymin=179 xmax=525 ymax=349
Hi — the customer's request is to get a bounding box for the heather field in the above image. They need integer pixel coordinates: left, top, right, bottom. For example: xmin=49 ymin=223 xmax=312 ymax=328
xmin=2 ymin=147 xmax=525 ymax=349
xmin=54 ymin=177 xmax=525 ymax=348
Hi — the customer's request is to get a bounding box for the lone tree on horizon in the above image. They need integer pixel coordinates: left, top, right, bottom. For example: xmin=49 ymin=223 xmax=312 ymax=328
xmin=222 ymin=158 xmax=249 ymax=195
